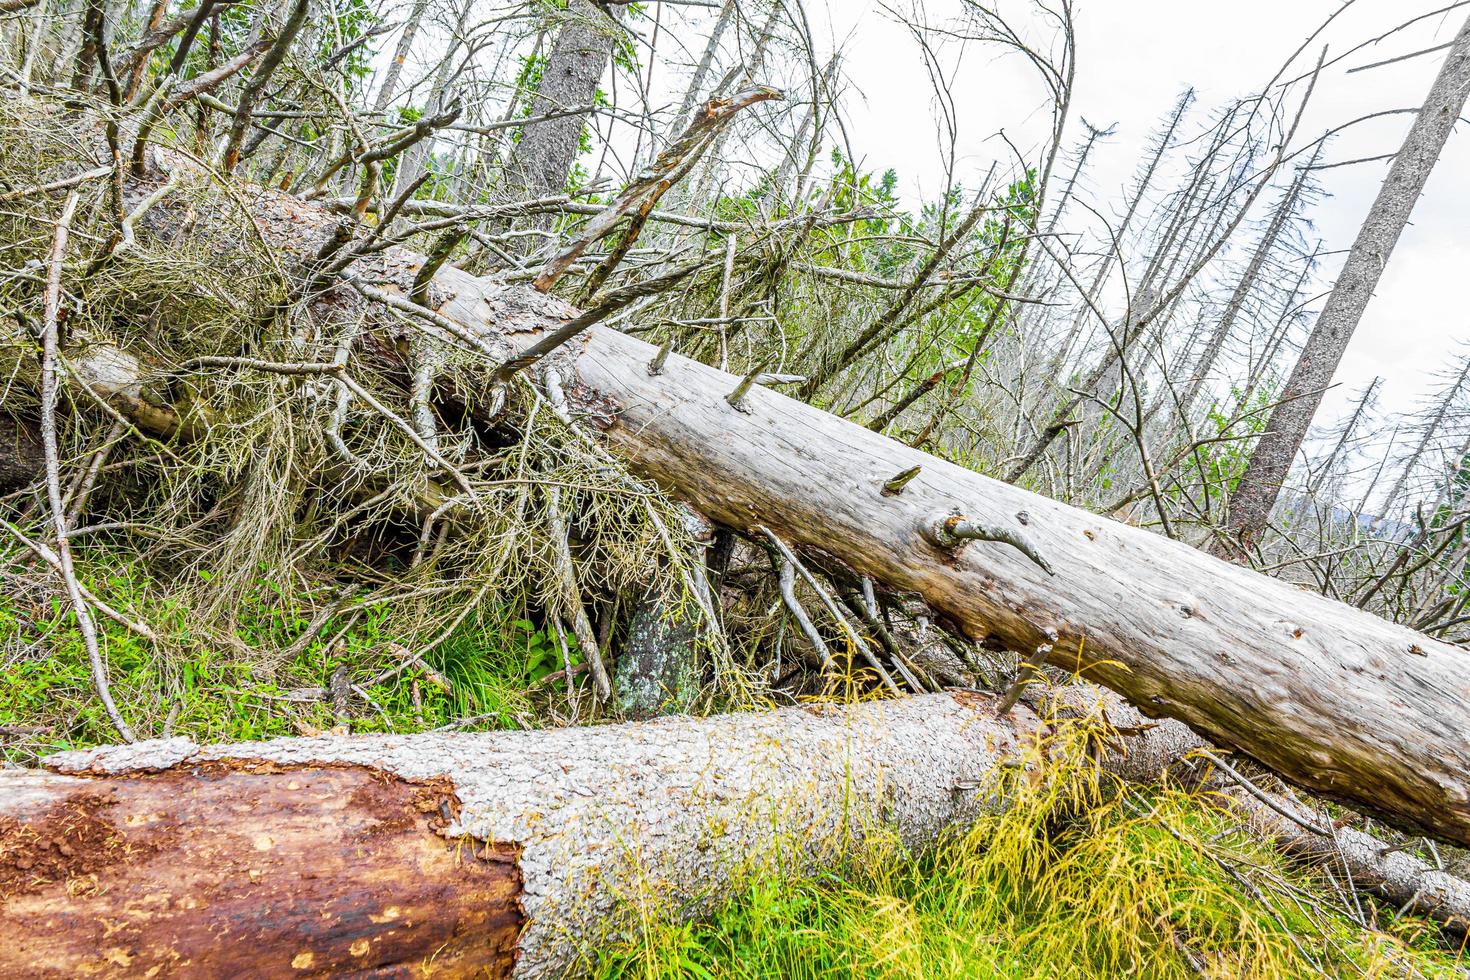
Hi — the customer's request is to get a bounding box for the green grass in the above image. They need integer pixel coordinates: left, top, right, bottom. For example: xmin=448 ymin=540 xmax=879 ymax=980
xmin=597 ymin=725 xmax=1467 ymax=980
xmin=0 ymin=554 xmax=586 ymax=761
xmin=4 ymin=556 xmax=1465 ymax=978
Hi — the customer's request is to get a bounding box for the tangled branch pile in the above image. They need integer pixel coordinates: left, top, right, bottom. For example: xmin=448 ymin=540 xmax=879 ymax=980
xmin=4 ymin=0 xmax=1470 ymax=973
xmin=0 ymin=94 xmax=738 ymax=746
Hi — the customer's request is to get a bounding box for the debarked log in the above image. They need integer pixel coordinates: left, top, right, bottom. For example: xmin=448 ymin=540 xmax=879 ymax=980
xmin=2 ymin=693 xmax=1043 ymax=979
xmin=23 ymin=156 xmax=1470 ymax=848
xmin=433 ymin=267 xmax=1470 ymax=846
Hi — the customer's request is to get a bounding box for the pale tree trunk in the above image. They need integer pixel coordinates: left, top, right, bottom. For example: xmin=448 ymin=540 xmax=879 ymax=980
xmin=1226 ymin=13 xmax=1470 ymax=548
xmin=1175 ymin=159 xmax=1312 ymax=423
xmin=1048 ymin=88 xmax=1192 ymax=377
xmin=371 ymin=0 xmax=430 ymax=113
xmin=437 ymin=280 xmax=1470 ymax=848
xmin=1043 ymin=117 xmax=1114 ymax=238
xmin=38 ymin=154 xmax=1470 ymax=848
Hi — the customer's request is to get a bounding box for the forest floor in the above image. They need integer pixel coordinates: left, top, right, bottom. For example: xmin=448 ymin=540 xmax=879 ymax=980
xmin=2 ymin=560 xmax=1467 ymax=978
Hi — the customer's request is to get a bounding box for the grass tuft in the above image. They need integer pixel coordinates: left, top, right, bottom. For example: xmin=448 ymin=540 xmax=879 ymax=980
xmin=597 ymin=715 xmax=1466 ymax=979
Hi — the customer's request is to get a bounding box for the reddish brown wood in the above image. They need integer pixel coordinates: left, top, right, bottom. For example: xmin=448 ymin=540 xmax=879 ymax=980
xmin=0 ymin=763 xmax=522 ymax=977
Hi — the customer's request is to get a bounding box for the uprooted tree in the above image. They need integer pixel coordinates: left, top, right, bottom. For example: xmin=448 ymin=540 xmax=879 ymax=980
xmin=4 ymin=0 xmax=1470 ymax=975
xmin=3 ymin=91 xmax=1470 ymax=968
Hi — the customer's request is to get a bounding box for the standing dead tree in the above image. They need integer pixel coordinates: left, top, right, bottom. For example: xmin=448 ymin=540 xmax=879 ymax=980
xmin=1226 ymin=12 xmax=1470 ymax=551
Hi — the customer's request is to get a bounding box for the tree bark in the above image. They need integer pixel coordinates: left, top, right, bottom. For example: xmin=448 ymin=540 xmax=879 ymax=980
xmin=1 ymin=693 xmax=1044 ymax=979
xmin=0 ymin=413 xmax=43 ymax=493
xmin=1226 ymin=13 xmax=1470 ymax=547
xmin=497 ymin=0 xmax=620 ymax=212
xmin=35 ymin=155 xmax=1470 ymax=849
xmin=5 ymin=690 xmax=1466 ymax=980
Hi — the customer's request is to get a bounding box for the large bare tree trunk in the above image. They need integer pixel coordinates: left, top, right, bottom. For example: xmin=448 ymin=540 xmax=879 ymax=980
xmin=516 ymin=301 xmax=1470 ymax=847
xmin=0 ymin=693 xmax=1043 ymax=979
xmin=35 ymin=156 xmax=1470 ymax=849
xmin=5 ymin=689 xmax=1466 ymax=979
xmin=1226 ymin=13 xmax=1470 ymax=547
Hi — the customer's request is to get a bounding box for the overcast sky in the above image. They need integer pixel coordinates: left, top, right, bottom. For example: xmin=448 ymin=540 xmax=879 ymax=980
xmin=802 ymin=0 xmax=1470 ymax=432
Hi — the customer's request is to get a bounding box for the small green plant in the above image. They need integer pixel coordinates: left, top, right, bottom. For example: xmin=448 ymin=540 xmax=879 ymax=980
xmin=0 ymin=552 xmax=588 ymax=763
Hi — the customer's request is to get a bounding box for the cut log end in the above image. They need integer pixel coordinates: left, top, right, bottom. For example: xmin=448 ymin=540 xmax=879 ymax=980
xmin=0 ymin=764 xmax=523 ymax=978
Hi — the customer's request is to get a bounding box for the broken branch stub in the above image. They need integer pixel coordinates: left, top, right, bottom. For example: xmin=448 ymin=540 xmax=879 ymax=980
xmin=921 ymin=510 xmax=1056 ymax=576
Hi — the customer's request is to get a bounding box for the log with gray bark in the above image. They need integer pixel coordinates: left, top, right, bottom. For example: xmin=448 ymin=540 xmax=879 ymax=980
xmin=0 ymin=692 xmax=1043 ymax=979
xmin=22 ymin=151 xmax=1470 ymax=849
xmin=4 ymin=689 xmax=1466 ymax=980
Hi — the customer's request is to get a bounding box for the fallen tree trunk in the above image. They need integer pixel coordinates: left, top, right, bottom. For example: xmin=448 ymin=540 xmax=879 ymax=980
xmin=434 ymin=262 xmax=1470 ymax=845
xmin=31 ymin=156 xmax=1470 ymax=847
xmin=1069 ymin=690 xmax=1470 ymax=938
xmin=5 ymin=690 xmax=1466 ymax=980
xmin=1 ymin=693 xmax=1043 ymax=979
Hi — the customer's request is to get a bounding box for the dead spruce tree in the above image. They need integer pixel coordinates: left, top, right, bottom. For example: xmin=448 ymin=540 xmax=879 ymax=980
xmin=1226 ymin=11 xmax=1470 ymax=550
xmin=4 ymin=2 xmax=1470 ymax=974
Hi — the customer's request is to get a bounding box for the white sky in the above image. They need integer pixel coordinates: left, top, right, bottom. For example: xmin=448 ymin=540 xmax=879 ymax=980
xmin=803 ymin=0 xmax=1470 ymax=431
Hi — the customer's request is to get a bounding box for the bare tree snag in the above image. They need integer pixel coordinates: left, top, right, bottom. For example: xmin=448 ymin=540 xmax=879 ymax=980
xmin=2 ymin=694 xmax=1045 ymax=979
xmin=1227 ymin=12 xmax=1470 ymax=546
